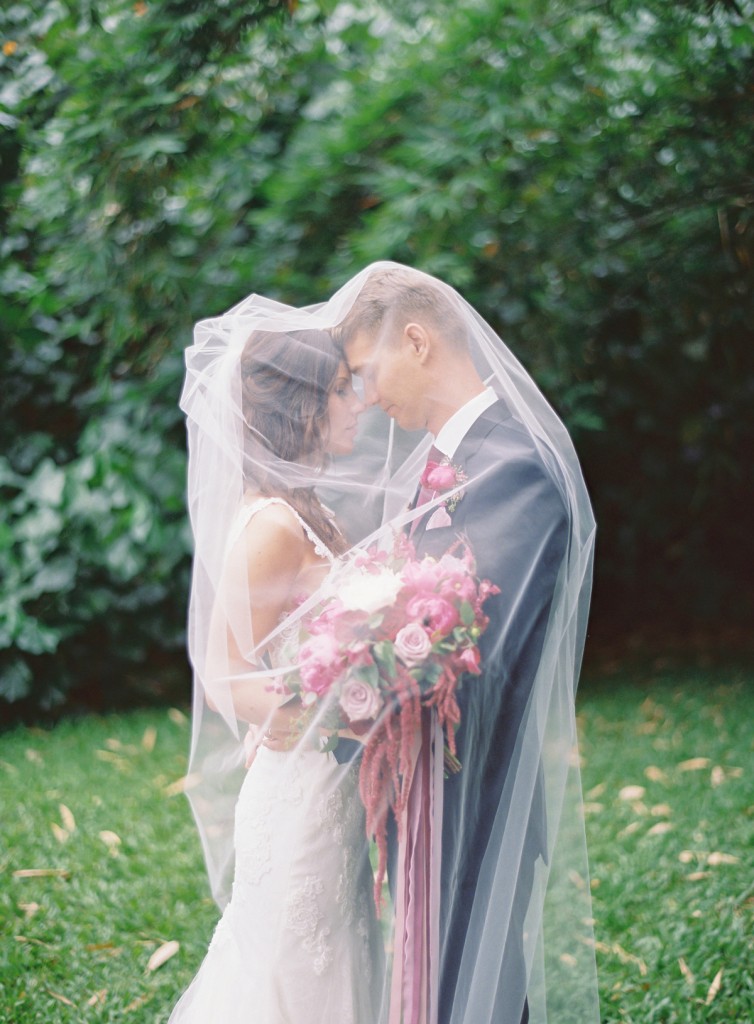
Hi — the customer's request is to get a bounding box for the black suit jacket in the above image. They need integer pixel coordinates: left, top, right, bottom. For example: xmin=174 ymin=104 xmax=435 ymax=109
xmin=412 ymin=399 xmax=569 ymax=1022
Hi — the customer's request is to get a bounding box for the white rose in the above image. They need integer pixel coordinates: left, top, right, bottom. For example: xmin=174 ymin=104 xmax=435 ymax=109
xmin=338 ymin=569 xmax=403 ymax=615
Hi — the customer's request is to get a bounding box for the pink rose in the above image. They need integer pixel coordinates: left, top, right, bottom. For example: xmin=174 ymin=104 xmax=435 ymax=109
xmin=457 ymin=646 xmax=482 ymax=675
xmin=421 ymin=461 xmax=457 ymax=491
xmin=394 ymin=623 xmax=433 ymax=667
xmin=401 ymin=557 xmax=445 ymax=592
xmin=405 ymin=594 xmax=460 ymax=636
xmin=298 ymin=633 xmax=346 ymax=696
xmin=339 ymin=677 xmax=383 ymax=722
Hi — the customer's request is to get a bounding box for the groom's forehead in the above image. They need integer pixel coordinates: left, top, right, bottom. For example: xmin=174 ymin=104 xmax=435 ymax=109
xmin=345 ymin=328 xmax=382 ymax=374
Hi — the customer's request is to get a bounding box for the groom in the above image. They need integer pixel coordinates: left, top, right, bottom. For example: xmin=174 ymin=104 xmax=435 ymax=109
xmin=338 ymin=268 xmax=569 ymax=1024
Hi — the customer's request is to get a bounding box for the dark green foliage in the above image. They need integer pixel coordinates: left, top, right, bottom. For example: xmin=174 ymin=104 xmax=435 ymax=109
xmin=1 ymin=0 xmax=752 ymax=715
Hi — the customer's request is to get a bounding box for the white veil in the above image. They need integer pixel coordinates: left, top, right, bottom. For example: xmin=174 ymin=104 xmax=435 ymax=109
xmin=179 ymin=262 xmax=599 ymax=1024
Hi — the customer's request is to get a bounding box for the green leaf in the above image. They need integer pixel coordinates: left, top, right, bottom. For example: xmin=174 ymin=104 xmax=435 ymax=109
xmin=372 ymin=640 xmax=396 ymax=678
xmin=320 ymin=732 xmax=340 ymax=754
xmin=0 ymin=659 xmax=33 ymax=702
xmin=459 ymin=601 xmax=475 ymax=627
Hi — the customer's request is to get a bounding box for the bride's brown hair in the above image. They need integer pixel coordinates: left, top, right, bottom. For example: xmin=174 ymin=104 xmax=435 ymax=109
xmin=240 ymin=328 xmax=348 ymax=555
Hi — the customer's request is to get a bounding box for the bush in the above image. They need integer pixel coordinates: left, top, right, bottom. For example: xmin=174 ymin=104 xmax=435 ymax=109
xmin=1 ymin=0 xmax=752 ymax=716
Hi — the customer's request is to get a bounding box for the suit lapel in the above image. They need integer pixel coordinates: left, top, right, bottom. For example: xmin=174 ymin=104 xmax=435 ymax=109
xmin=411 ymin=398 xmax=511 ymax=548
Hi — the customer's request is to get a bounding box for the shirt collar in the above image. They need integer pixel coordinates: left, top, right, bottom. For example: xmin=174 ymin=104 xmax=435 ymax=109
xmin=433 ymin=387 xmax=498 ymax=459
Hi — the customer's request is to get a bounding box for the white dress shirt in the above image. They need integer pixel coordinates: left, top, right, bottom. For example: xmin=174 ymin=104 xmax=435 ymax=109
xmin=433 ymin=387 xmax=498 ymax=459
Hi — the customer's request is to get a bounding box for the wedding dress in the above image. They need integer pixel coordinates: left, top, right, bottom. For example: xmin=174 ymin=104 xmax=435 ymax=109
xmin=169 ymin=498 xmax=384 ymax=1024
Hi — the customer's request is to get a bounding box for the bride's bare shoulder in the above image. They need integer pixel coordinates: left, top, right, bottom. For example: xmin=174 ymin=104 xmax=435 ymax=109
xmin=241 ymin=495 xmax=306 ymax=536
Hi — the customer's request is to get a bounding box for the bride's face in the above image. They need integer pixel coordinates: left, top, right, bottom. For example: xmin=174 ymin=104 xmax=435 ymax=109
xmin=326 ymin=363 xmax=364 ymax=455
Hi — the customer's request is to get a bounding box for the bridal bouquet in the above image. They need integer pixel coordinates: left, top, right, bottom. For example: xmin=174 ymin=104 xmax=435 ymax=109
xmin=281 ymin=533 xmax=498 ymax=892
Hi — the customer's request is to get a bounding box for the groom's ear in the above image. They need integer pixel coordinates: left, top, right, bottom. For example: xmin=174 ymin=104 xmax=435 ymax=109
xmin=404 ymin=322 xmax=431 ymax=364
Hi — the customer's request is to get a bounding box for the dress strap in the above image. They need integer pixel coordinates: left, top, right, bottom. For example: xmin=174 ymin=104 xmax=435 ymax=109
xmin=236 ymin=496 xmax=336 ymax=562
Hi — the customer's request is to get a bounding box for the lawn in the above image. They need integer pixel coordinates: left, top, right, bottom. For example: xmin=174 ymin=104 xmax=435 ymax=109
xmin=1 ymin=669 xmax=752 ymax=1023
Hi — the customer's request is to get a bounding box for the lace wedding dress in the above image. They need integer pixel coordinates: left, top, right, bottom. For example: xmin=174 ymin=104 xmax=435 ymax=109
xmin=169 ymin=499 xmax=384 ymax=1024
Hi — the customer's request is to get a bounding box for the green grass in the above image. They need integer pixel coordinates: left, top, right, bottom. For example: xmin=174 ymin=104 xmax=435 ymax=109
xmin=1 ymin=670 xmax=752 ymax=1023
xmin=579 ymin=668 xmax=754 ymax=1022
xmin=0 ymin=709 xmax=215 ymax=1023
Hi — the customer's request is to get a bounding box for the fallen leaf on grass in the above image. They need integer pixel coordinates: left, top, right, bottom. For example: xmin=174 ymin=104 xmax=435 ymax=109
xmin=146 ymin=940 xmax=180 ymax=972
xmin=618 ymin=785 xmax=645 ymax=801
xmin=124 ymin=994 xmax=151 ymax=1013
xmin=678 ymin=757 xmax=710 ymax=772
xmin=594 ymin=940 xmax=647 ymax=975
xmin=95 ymin=750 xmax=129 ymax=769
xmin=168 ymin=708 xmax=187 ymax=726
xmin=48 ymin=990 xmax=75 ymax=1007
xmin=644 ymin=765 xmax=667 ymax=782
xmin=617 ymin=821 xmax=642 ymax=839
xmin=85 ymin=989 xmax=107 ymax=1007
xmin=105 ymin=737 xmax=123 ymax=751
xmin=705 ymin=968 xmax=723 ymax=1005
xmin=613 ymin=943 xmax=647 ymax=976
xmin=17 ymin=902 xmax=40 ymax=917
xmin=25 ymin=749 xmax=43 ymax=764
xmin=98 ymin=831 xmax=121 ymax=855
xmin=647 ymin=821 xmax=673 ymax=836
xmin=567 ymin=748 xmax=585 ymax=769
xmin=13 ymin=868 xmax=70 ymax=879
xmin=51 ymin=823 xmax=69 ymax=844
xmin=685 ymin=871 xmax=711 ymax=881
xmin=583 ymin=802 xmax=604 ymax=815
xmin=707 ymin=851 xmax=739 ymax=866
xmin=59 ymin=804 xmax=76 ymax=832
xmin=142 ymin=725 xmax=157 ymax=752
xmin=678 ymin=958 xmax=695 ymax=986
xmin=568 ymin=869 xmax=586 ymax=890
xmin=710 ymin=765 xmax=725 ymax=787
xmin=559 ymin=953 xmax=578 ymax=967
xmin=678 ymin=850 xmax=695 ymax=863
xmin=16 ymin=935 xmax=54 ymax=948
xmin=163 ymin=773 xmax=201 ymax=797
xmin=587 ymin=782 xmax=606 ymax=799
xmin=650 ymin=803 xmax=672 ymax=817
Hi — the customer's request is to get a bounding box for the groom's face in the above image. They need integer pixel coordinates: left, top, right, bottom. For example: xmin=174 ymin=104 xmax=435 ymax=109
xmin=345 ymin=327 xmax=427 ymax=432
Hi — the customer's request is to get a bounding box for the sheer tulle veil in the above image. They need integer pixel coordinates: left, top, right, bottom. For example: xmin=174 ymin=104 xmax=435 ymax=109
xmin=179 ymin=262 xmax=599 ymax=1024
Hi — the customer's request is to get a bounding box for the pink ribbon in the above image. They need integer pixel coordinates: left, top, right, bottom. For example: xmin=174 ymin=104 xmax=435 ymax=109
xmin=389 ymin=711 xmax=443 ymax=1024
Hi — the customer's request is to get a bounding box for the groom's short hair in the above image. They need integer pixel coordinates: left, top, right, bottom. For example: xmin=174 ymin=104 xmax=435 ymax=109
xmin=335 ymin=267 xmax=469 ymax=350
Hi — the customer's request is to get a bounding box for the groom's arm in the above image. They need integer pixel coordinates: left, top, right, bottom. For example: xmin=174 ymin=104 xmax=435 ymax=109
xmin=465 ymin=439 xmax=569 ymax=687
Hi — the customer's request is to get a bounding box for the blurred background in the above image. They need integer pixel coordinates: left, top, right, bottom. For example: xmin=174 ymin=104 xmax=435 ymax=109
xmin=1 ymin=0 xmax=752 ymax=722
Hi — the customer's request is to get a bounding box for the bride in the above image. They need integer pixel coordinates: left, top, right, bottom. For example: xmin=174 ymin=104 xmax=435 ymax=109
xmin=174 ymin=266 xmax=600 ymax=1024
xmin=170 ymin=325 xmax=385 ymax=1022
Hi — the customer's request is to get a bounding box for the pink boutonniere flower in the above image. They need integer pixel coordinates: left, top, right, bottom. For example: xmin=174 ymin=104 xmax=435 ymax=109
xmin=420 ymin=458 xmax=468 ymax=515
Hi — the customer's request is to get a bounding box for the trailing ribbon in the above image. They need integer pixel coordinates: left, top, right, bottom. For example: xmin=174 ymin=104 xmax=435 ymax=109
xmin=389 ymin=710 xmax=443 ymax=1024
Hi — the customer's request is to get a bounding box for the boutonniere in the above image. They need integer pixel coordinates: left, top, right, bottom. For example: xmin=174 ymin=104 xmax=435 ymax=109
xmin=420 ymin=458 xmax=468 ymax=515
